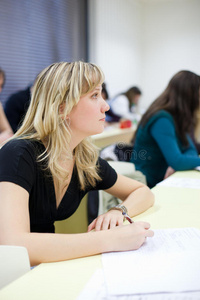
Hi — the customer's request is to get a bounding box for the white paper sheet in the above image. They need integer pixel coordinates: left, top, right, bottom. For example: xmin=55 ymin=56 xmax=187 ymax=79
xmin=77 ymin=269 xmax=200 ymax=300
xmin=157 ymin=177 xmax=200 ymax=188
xmin=102 ymin=228 xmax=200 ymax=296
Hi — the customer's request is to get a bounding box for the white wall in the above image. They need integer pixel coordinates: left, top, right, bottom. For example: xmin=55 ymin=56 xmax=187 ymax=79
xmin=141 ymin=0 xmax=200 ymax=109
xmin=88 ymin=0 xmax=142 ymax=98
xmin=88 ymin=0 xmax=200 ymax=110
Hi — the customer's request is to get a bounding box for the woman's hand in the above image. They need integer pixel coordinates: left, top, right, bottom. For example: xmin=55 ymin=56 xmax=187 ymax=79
xmin=107 ymin=221 xmax=154 ymax=251
xmin=87 ymin=209 xmax=124 ymax=232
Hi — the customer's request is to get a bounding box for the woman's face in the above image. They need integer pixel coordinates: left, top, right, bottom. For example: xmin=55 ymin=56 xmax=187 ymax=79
xmin=68 ymin=84 xmax=109 ymax=139
xmin=132 ymin=94 xmax=141 ymax=105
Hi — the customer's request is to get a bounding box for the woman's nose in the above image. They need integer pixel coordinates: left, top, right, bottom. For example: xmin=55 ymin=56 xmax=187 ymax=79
xmin=101 ymin=100 xmax=110 ymax=112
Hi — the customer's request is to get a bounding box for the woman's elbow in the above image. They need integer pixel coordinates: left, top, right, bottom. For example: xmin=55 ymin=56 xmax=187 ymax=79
xmin=0 ymin=234 xmax=20 ymax=250
xmin=0 ymin=231 xmax=30 ymax=249
xmin=0 ymin=232 xmax=23 ymax=246
xmin=144 ymin=185 xmax=155 ymax=207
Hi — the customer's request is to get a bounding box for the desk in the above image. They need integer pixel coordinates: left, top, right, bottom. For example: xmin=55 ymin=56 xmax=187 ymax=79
xmin=1 ymin=170 xmax=200 ymax=299
xmin=91 ymin=125 xmax=135 ymax=148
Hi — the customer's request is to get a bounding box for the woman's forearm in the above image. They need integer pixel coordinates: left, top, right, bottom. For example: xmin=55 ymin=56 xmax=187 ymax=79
xmin=122 ymin=185 xmax=155 ymax=217
xmin=2 ymin=222 xmax=154 ymax=266
xmin=5 ymin=231 xmax=107 ymax=266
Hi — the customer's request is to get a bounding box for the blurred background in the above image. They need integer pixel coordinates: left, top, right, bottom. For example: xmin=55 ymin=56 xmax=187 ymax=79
xmin=0 ymin=0 xmax=200 ymax=111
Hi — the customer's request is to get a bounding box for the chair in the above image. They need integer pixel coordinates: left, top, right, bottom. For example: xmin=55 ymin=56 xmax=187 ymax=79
xmin=98 ymin=161 xmax=146 ymax=215
xmin=0 ymin=245 xmax=31 ymax=289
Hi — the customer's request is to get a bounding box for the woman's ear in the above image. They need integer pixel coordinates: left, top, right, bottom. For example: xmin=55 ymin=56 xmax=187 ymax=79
xmin=59 ymin=103 xmax=65 ymax=115
xmin=59 ymin=103 xmax=70 ymax=121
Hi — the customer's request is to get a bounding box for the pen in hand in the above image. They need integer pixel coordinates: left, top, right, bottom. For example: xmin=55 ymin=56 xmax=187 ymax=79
xmin=122 ymin=212 xmax=134 ymax=224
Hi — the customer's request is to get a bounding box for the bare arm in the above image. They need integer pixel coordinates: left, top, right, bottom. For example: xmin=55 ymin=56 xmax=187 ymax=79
xmin=0 ymin=181 xmax=154 ymax=266
xmin=88 ymin=174 xmax=154 ymax=231
xmin=0 ymin=103 xmax=13 ymax=143
xmin=105 ymin=174 xmax=154 ymax=216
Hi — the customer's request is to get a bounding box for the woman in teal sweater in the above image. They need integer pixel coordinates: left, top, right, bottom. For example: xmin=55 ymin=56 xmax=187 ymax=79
xmin=131 ymin=70 xmax=200 ymax=188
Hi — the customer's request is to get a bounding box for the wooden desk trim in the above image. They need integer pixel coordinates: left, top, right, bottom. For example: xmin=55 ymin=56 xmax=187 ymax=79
xmin=91 ymin=126 xmax=135 ymax=148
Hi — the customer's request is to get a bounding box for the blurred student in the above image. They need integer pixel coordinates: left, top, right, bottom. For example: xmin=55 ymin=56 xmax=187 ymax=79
xmin=131 ymin=70 xmax=200 ymax=188
xmin=191 ymin=110 xmax=200 ymax=154
xmin=101 ymin=82 xmax=121 ymax=123
xmin=0 ymin=61 xmax=154 ymax=265
xmin=107 ymin=86 xmax=142 ymax=122
xmin=5 ymin=85 xmax=32 ymax=132
xmin=102 ymin=82 xmax=109 ymax=100
xmin=0 ymin=67 xmax=13 ymax=144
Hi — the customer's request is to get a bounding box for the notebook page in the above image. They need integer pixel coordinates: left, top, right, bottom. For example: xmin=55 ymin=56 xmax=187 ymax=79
xmin=102 ymin=228 xmax=200 ymax=296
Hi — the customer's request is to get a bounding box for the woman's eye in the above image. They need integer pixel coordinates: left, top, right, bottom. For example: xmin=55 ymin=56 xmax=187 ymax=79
xmin=92 ymin=93 xmax=98 ymax=99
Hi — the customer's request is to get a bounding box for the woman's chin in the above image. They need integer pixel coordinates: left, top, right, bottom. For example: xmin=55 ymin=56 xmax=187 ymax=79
xmin=92 ymin=127 xmax=105 ymax=136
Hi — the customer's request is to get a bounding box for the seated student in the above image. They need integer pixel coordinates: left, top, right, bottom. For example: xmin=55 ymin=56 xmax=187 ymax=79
xmin=103 ymin=83 xmax=121 ymax=123
xmin=191 ymin=131 xmax=200 ymax=154
xmin=107 ymin=86 xmax=142 ymax=123
xmin=4 ymin=85 xmax=32 ymax=132
xmin=191 ymin=110 xmax=200 ymax=154
xmin=101 ymin=82 xmax=109 ymax=101
xmin=130 ymin=70 xmax=200 ymax=188
xmin=0 ymin=61 xmax=154 ymax=266
xmin=0 ymin=67 xmax=13 ymax=144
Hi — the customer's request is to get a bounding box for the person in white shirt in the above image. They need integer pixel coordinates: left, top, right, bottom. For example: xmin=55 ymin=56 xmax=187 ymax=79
xmin=108 ymin=86 xmax=142 ymax=122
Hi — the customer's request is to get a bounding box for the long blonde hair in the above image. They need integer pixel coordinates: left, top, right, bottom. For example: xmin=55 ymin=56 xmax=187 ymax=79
xmin=13 ymin=61 xmax=105 ymax=190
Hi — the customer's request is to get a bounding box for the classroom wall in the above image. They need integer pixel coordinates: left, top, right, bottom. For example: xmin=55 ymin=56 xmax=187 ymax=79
xmin=88 ymin=0 xmax=142 ymax=99
xmin=141 ymin=0 xmax=200 ymax=110
xmin=88 ymin=0 xmax=200 ymax=111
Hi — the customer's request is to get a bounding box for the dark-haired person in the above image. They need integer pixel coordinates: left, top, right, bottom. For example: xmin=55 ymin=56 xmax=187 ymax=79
xmin=0 ymin=67 xmax=13 ymax=144
xmin=108 ymin=86 xmax=142 ymax=122
xmin=191 ymin=110 xmax=200 ymax=154
xmin=5 ymin=85 xmax=32 ymax=133
xmin=130 ymin=70 xmax=200 ymax=188
xmin=101 ymin=82 xmax=109 ymax=101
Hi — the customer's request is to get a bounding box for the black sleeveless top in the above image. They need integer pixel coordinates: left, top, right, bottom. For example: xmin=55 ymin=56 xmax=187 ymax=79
xmin=0 ymin=139 xmax=117 ymax=233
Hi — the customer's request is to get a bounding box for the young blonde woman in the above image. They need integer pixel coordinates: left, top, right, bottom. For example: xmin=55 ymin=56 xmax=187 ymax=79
xmin=0 ymin=62 xmax=154 ymax=266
